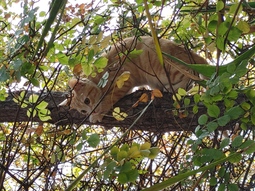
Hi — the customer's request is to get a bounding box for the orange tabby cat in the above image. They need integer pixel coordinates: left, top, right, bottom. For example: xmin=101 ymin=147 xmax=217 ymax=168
xmin=62 ymin=36 xmax=207 ymax=123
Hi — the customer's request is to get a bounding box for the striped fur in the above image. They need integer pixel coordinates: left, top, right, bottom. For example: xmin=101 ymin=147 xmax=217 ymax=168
xmin=67 ymin=36 xmax=207 ymax=123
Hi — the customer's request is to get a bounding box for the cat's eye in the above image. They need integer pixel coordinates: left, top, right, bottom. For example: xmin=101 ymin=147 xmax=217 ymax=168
xmin=84 ymin=98 xmax=90 ymax=105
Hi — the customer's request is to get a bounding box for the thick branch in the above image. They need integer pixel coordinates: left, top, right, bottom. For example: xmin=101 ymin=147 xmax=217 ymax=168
xmin=0 ymin=90 xmax=239 ymax=132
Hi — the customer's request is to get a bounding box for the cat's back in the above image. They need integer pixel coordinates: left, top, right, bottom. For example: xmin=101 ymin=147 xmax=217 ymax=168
xmin=105 ymin=36 xmax=207 ymax=91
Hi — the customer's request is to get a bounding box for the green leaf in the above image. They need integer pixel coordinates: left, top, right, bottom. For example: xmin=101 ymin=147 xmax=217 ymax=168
xmin=202 ymin=148 xmax=224 ymax=160
xmin=39 ymin=11 xmax=46 ymax=17
xmin=216 ymin=36 xmax=225 ymax=51
xmin=218 ymin=167 xmax=226 ymax=177
xmin=82 ymin=63 xmax=93 ymax=76
xmin=207 ymin=121 xmax=218 ymax=132
xmin=37 ymin=101 xmax=48 ymax=109
xmin=225 ymin=106 xmax=244 ymax=120
xmin=207 ymin=104 xmax=220 ymax=118
xmin=193 ymin=105 xmax=198 ymax=114
xmin=216 ymin=1 xmax=224 ymax=11
xmin=227 ymin=90 xmax=238 ymax=99
xmin=235 ymin=59 xmax=248 ymax=78
xmin=37 ymin=109 xmax=51 ymax=121
xmin=140 ymin=142 xmax=151 ymax=150
xmin=237 ymin=21 xmax=250 ymax=33
xmin=228 ymin=152 xmax=242 ymax=163
xmin=227 ymin=62 xmax=236 ymax=73
xmin=27 ymin=108 xmax=37 ymax=118
xmin=29 ymin=94 xmax=39 ymax=103
xmin=218 ymin=184 xmax=226 ymax=191
xmin=228 ymin=27 xmax=242 ymax=42
xmin=209 ymin=177 xmax=217 ymax=186
xmin=87 ymin=134 xmax=100 ymax=148
xmin=120 ymin=144 xmax=129 ymax=152
xmin=241 ymin=102 xmax=251 ymax=111
xmin=178 ymin=88 xmax=186 ymax=96
xmin=245 ymin=143 xmax=255 ymax=154
xmin=117 ymin=150 xmax=128 ymax=161
xmin=198 ymin=114 xmax=208 ymax=125
xmin=229 ymin=3 xmax=242 ymax=14
xmin=184 ymin=98 xmax=190 ymax=106
xmin=218 ymin=21 xmax=229 ymax=36
xmin=208 ymin=20 xmax=217 ymax=32
xmin=217 ymin=115 xmax=230 ymax=126
xmin=140 ymin=149 xmax=150 ymax=157
xmin=194 ymin=94 xmax=200 ymax=104
xmin=87 ymin=49 xmax=94 ymax=64
xmin=30 ymin=78 xmax=40 ymax=87
xmin=231 ymin=135 xmax=243 ymax=148
xmin=227 ymin=184 xmax=239 ymax=191
xmin=148 ymin=147 xmax=160 ymax=159
xmin=118 ymin=173 xmax=128 ymax=184
xmin=94 ymin=57 xmax=108 ymax=69
xmin=129 ymin=49 xmax=143 ymax=58
xmin=220 ymin=138 xmax=230 ymax=149
xmin=76 ymin=142 xmax=83 ymax=151
xmin=239 ymin=140 xmax=255 ymax=154
xmin=0 ymin=67 xmax=10 ymax=82
xmin=38 ymin=112 xmax=51 ymax=121
xmin=110 ymin=146 xmax=119 ymax=159
xmin=120 ymin=162 xmax=132 ymax=173
xmin=126 ymin=169 xmax=139 ymax=182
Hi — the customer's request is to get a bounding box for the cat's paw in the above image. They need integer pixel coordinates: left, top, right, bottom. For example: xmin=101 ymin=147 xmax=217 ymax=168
xmin=89 ymin=113 xmax=103 ymax=123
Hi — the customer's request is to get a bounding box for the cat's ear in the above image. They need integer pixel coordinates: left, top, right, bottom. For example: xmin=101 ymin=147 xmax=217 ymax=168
xmin=68 ymin=78 xmax=85 ymax=92
xmin=68 ymin=78 xmax=79 ymax=89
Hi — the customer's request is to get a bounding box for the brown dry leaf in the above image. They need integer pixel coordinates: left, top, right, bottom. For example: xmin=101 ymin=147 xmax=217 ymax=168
xmin=4 ymin=13 xmax=11 ymax=19
xmin=132 ymin=93 xmax=149 ymax=108
xmin=179 ymin=111 xmax=188 ymax=118
xmin=152 ymin=89 xmax=163 ymax=99
xmin=179 ymin=113 xmax=186 ymax=118
xmin=139 ymin=93 xmax=148 ymax=102
xmin=51 ymin=170 xmax=57 ymax=177
xmin=73 ymin=64 xmax=82 ymax=76
xmin=35 ymin=125 xmax=43 ymax=136
xmin=132 ymin=101 xmax=139 ymax=108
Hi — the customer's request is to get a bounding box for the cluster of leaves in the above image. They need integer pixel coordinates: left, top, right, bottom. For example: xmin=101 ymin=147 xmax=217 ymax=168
xmin=99 ymin=142 xmax=159 ymax=184
xmin=13 ymin=91 xmax=51 ymax=121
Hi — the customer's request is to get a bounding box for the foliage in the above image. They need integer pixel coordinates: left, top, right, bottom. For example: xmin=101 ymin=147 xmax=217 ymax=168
xmin=0 ymin=0 xmax=255 ymax=190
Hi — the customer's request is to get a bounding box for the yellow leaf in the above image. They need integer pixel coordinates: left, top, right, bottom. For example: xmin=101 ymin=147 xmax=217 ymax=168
xmin=113 ymin=107 xmax=128 ymax=121
xmin=140 ymin=142 xmax=151 ymax=150
xmin=89 ymin=35 xmax=97 ymax=44
xmin=237 ymin=21 xmax=250 ymax=34
xmin=116 ymin=71 xmax=130 ymax=88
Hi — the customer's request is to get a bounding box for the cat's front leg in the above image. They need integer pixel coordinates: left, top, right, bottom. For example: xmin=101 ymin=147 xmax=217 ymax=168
xmin=89 ymin=95 xmax=116 ymax=123
xmin=89 ymin=112 xmax=104 ymax=123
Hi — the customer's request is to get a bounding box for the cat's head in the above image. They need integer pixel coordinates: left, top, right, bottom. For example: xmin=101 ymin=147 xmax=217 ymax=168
xmin=62 ymin=78 xmax=103 ymax=116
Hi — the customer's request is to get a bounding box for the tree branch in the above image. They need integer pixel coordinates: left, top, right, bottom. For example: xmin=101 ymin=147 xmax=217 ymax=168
xmin=0 ymin=90 xmax=240 ymax=132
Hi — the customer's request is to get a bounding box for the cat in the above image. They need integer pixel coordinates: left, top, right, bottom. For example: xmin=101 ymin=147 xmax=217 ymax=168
xmin=61 ymin=36 xmax=207 ymax=123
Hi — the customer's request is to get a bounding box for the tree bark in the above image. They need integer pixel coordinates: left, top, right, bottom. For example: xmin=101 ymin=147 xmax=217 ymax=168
xmin=0 ymin=90 xmax=238 ymax=132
